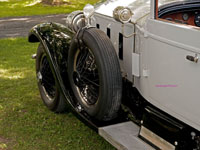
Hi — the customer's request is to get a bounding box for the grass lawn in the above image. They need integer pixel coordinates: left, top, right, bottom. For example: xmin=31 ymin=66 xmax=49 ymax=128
xmin=0 ymin=38 xmax=115 ymax=150
xmin=0 ymin=0 xmax=101 ymax=18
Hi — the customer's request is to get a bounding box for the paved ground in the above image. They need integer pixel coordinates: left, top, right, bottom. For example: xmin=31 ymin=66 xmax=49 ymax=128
xmin=0 ymin=14 xmax=67 ymax=38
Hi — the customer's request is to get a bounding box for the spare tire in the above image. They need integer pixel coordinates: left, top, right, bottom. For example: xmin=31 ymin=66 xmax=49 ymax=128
xmin=68 ymin=28 xmax=122 ymax=121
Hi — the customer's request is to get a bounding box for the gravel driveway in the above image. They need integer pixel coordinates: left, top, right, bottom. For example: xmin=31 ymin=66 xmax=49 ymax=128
xmin=0 ymin=14 xmax=67 ymax=38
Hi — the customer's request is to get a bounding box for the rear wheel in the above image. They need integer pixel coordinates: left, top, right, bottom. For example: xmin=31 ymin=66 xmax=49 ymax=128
xmin=36 ymin=43 xmax=67 ymax=112
xmin=68 ymin=28 xmax=122 ymax=121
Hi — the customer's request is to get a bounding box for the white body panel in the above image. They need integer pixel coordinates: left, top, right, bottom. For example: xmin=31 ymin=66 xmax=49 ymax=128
xmin=92 ymin=0 xmax=200 ymax=131
xmin=135 ymin=19 xmax=200 ymax=131
xmin=91 ymin=14 xmax=134 ymax=81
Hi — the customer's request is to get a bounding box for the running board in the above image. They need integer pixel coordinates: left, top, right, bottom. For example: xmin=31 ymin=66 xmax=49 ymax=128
xmin=99 ymin=121 xmax=154 ymax=150
xmin=139 ymin=126 xmax=175 ymax=150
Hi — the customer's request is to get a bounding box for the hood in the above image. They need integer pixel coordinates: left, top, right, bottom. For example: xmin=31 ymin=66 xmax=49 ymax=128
xmin=94 ymin=0 xmax=186 ymax=24
xmin=94 ymin=0 xmax=150 ymax=24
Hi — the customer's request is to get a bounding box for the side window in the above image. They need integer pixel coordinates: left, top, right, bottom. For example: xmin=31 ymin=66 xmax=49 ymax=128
xmin=156 ymin=0 xmax=200 ymax=28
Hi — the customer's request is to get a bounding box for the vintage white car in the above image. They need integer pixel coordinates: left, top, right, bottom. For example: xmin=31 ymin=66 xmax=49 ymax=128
xmin=28 ymin=0 xmax=200 ymax=149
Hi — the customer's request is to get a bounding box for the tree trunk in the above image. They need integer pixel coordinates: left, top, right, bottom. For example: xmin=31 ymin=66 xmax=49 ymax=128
xmin=52 ymin=0 xmax=61 ymax=5
xmin=41 ymin=0 xmax=62 ymax=5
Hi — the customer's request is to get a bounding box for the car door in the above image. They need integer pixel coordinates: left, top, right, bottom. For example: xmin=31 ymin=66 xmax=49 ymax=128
xmin=145 ymin=0 xmax=200 ymax=130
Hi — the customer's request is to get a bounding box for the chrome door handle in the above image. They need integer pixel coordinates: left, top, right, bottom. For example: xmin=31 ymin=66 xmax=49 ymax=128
xmin=186 ymin=54 xmax=198 ymax=63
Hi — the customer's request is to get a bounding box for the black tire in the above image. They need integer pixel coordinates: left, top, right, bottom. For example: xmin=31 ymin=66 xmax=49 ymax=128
xmin=36 ymin=43 xmax=67 ymax=112
xmin=68 ymin=28 xmax=122 ymax=121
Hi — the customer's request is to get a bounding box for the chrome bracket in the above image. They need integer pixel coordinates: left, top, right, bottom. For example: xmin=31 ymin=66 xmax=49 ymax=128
xmin=121 ymin=24 xmax=136 ymax=38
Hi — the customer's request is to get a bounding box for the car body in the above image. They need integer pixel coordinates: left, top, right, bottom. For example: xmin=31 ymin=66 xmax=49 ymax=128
xmin=28 ymin=0 xmax=200 ymax=149
xmin=93 ymin=0 xmax=200 ymax=131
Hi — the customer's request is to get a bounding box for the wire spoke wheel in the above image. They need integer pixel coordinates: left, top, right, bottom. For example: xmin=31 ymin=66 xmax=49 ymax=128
xmin=39 ymin=54 xmax=56 ymax=100
xmin=68 ymin=28 xmax=122 ymax=121
xmin=73 ymin=48 xmax=100 ymax=105
xmin=36 ymin=43 xmax=67 ymax=112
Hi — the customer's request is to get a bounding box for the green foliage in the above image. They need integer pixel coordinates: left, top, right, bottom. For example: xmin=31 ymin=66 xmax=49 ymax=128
xmin=0 ymin=38 xmax=115 ymax=150
xmin=0 ymin=0 xmax=99 ymax=18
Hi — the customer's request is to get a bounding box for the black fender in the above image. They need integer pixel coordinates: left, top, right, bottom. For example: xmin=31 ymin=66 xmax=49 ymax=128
xmin=28 ymin=23 xmax=127 ymax=129
xmin=28 ymin=22 xmax=76 ymax=107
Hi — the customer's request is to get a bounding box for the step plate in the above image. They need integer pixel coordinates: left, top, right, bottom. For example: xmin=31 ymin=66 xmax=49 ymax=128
xmin=99 ymin=121 xmax=155 ymax=150
xmin=139 ymin=126 xmax=175 ymax=150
